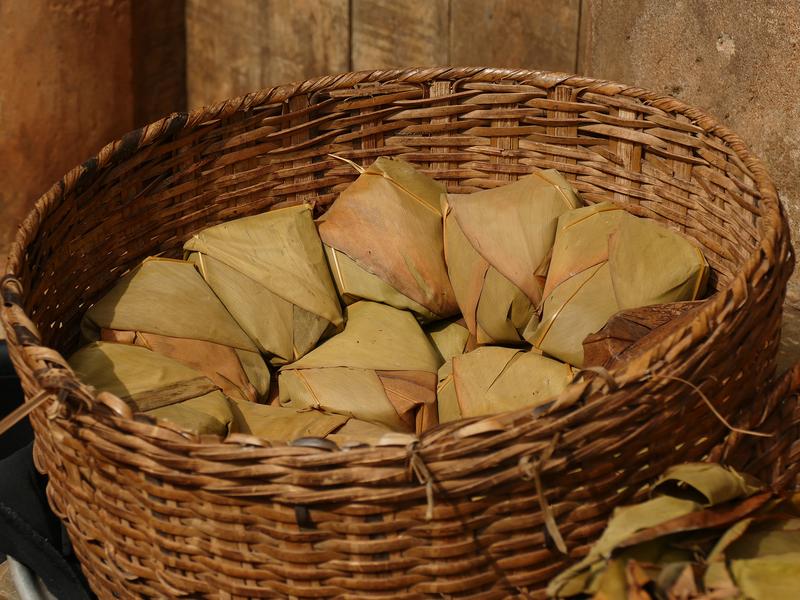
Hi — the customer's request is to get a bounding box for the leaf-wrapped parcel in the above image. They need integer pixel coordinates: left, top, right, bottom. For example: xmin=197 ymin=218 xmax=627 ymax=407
xmin=279 ymin=301 xmax=443 ymax=435
xmin=437 ymin=346 xmax=576 ymax=423
xmin=530 ymin=202 xmax=709 ymax=366
xmin=69 ymin=342 xmax=238 ymax=435
xmin=185 ymin=204 xmax=343 ymax=365
xmin=69 ymin=342 xmax=391 ymax=445
xmin=232 ymin=401 xmax=393 ymax=446
xmin=443 ymin=169 xmax=581 ymax=345
xmin=318 ymin=157 xmax=458 ymax=321
xmin=425 ymin=318 xmax=473 ymax=363
xmin=82 ymin=257 xmax=269 ymax=403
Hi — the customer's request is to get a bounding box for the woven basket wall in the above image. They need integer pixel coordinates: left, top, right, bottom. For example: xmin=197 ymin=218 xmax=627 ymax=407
xmin=713 ymin=363 xmax=800 ymax=492
xmin=1 ymin=68 xmax=794 ymax=599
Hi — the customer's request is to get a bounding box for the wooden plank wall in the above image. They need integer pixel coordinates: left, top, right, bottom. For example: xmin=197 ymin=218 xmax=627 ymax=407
xmin=187 ymin=0 xmax=581 ymax=108
xmin=132 ymin=0 xmax=187 ymax=127
xmin=0 ymin=0 xmax=136 ymax=275
xmin=186 ymin=0 xmax=350 ymax=108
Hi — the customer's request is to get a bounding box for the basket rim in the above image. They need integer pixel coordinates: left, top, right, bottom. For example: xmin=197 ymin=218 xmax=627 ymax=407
xmin=0 ymin=66 xmax=789 ymax=451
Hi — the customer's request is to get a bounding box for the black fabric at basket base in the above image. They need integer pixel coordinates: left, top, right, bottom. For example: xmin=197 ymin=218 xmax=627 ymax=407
xmin=0 ymin=341 xmax=34 ymax=460
xmin=0 ymin=443 xmax=93 ymax=600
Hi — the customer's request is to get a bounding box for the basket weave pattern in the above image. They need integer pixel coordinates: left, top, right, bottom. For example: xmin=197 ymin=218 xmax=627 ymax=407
xmin=1 ymin=68 xmax=794 ymax=598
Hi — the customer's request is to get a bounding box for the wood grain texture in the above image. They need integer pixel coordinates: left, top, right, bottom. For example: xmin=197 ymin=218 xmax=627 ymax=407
xmin=0 ymin=0 xmax=134 ymax=273
xmin=185 ymin=0 xmax=581 ymax=107
xmin=351 ymin=0 xmax=449 ymax=69
xmin=131 ymin=0 xmax=187 ymax=126
xmin=186 ymin=0 xmax=349 ymax=108
xmin=450 ymin=0 xmax=580 ymax=72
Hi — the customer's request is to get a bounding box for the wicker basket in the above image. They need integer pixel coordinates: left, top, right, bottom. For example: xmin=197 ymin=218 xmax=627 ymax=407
xmin=713 ymin=362 xmax=800 ymax=492
xmin=1 ymin=68 xmax=794 ymax=599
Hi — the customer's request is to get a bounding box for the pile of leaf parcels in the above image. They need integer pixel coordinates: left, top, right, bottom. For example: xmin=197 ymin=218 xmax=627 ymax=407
xmin=70 ymin=157 xmax=708 ymax=444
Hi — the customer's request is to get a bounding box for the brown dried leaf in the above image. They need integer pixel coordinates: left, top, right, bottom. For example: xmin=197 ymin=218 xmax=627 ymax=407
xmin=319 ymin=157 xmax=457 ymax=318
xmin=617 ymin=492 xmax=773 ymax=550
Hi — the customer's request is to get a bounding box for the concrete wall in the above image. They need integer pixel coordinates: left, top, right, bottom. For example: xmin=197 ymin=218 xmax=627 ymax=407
xmin=579 ymin=0 xmax=800 ymax=298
